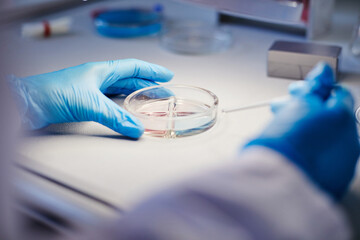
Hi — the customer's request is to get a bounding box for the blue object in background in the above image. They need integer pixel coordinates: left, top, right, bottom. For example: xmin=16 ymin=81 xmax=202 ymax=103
xmin=93 ymin=7 xmax=163 ymax=38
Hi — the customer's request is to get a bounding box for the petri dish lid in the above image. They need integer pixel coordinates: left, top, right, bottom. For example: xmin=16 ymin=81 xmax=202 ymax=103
xmin=160 ymin=21 xmax=233 ymax=55
xmin=93 ymin=7 xmax=163 ymax=38
xmin=124 ymin=84 xmax=219 ymax=138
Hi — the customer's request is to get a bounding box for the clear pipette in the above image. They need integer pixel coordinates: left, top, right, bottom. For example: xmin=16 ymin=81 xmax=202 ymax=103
xmin=222 ymin=95 xmax=289 ymax=113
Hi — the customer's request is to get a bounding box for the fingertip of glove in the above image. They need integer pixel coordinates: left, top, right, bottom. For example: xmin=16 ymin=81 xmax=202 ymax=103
xmin=270 ymin=98 xmax=286 ymax=113
xmin=133 ymin=58 xmax=174 ymax=81
xmin=121 ymin=115 xmax=145 ymax=139
xmin=306 ymin=62 xmax=335 ymax=87
xmin=166 ymin=69 xmax=175 ymax=81
xmin=108 ymin=106 xmax=145 ymax=138
xmin=302 ymin=62 xmax=335 ymax=100
xmin=288 ymin=63 xmax=335 ymax=100
xmin=126 ymin=126 xmax=145 ymax=139
xmin=120 ymin=121 xmax=144 ymax=139
xmin=288 ymin=81 xmax=308 ymax=96
xmin=327 ymin=86 xmax=354 ymax=111
xmin=153 ymin=65 xmax=174 ymax=82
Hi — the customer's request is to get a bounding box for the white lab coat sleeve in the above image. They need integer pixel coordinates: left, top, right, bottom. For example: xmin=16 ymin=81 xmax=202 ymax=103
xmin=82 ymin=146 xmax=351 ymax=240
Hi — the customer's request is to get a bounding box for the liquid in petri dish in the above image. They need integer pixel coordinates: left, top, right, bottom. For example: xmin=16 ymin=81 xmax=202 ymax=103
xmin=136 ymin=97 xmax=216 ymax=138
xmin=124 ymin=84 xmax=218 ymax=138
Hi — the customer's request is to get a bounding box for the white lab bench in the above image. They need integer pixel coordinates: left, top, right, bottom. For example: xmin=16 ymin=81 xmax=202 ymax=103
xmin=1 ymin=0 xmax=360 ymax=238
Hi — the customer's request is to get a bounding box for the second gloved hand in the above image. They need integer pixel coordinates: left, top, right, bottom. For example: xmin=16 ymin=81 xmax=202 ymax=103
xmin=245 ymin=63 xmax=360 ymax=199
xmin=9 ymin=59 xmax=174 ymax=138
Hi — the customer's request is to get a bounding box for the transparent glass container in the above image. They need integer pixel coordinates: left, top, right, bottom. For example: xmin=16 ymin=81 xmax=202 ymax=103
xmin=124 ymin=85 xmax=218 ymax=138
xmin=160 ymin=21 xmax=233 ymax=55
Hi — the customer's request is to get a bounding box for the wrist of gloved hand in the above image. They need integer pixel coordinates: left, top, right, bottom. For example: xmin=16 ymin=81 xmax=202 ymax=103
xmin=8 ymin=75 xmax=46 ymax=130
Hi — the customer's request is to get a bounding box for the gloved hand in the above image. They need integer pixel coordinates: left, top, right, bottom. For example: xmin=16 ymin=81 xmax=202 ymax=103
xmin=9 ymin=59 xmax=174 ymax=138
xmin=245 ymin=63 xmax=360 ymax=199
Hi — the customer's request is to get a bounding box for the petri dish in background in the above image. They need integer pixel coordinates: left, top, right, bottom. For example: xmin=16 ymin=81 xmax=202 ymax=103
xmin=160 ymin=21 xmax=233 ymax=55
xmin=124 ymin=85 xmax=218 ymax=138
xmin=93 ymin=7 xmax=163 ymax=38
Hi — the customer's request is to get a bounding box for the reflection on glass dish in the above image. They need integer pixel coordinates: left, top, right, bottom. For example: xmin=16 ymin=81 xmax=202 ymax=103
xmin=124 ymin=85 xmax=218 ymax=138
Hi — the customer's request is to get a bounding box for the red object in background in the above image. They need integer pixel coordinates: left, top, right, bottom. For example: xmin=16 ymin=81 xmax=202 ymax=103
xmin=43 ymin=21 xmax=51 ymax=37
xmin=301 ymin=0 xmax=309 ymax=23
xmin=91 ymin=8 xmax=108 ymax=19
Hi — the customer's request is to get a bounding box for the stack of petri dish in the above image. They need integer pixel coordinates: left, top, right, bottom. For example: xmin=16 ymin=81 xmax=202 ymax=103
xmin=160 ymin=21 xmax=233 ymax=55
xmin=93 ymin=6 xmax=163 ymax=38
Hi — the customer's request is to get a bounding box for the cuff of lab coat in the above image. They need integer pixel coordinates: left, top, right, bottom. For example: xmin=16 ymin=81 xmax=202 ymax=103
xmin=237 ymin=145 xmax=351 ymax=239
xmin=78 ymin=145 xmax=352 ymax=240
xmin=7 ymin=75 xmax=48 ymax=130
xmin=7 ymin=75 xmax=28 ymax=121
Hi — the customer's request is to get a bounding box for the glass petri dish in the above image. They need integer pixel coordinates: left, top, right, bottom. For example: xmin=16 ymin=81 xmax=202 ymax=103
xmin=93 ymin=8 xmax=163 ymax=38
xmin=124 ymin=85 xmax=218 ymax=138
xmin=160 ymin=21 xmax=233 ymax=55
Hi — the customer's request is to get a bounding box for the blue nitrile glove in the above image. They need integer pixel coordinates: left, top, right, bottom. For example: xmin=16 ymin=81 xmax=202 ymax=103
xmin=245 ymin=63 xmax=360 ymax=199
xmin=9 ymin=59 xmax=174 ymax=138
